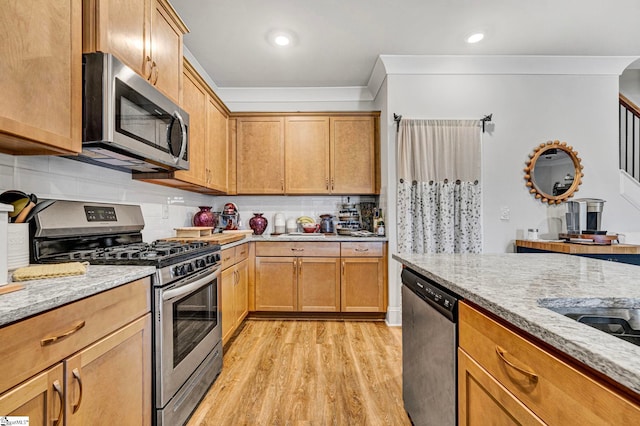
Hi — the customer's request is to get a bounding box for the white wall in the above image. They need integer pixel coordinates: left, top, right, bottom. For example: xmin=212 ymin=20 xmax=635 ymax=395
xmin=620 ymin=69 xmax=640 ymax=106
xmin=384 ymin=73 xmax=640 ymax=255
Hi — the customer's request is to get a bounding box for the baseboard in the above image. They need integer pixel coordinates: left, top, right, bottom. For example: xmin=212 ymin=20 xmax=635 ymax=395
xmin=385 ymin=306 xmax=402 ymax=326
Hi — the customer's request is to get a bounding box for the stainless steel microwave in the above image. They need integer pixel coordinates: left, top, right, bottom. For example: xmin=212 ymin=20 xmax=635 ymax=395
xmin=78 ymin=52 xmax=189 ymax=173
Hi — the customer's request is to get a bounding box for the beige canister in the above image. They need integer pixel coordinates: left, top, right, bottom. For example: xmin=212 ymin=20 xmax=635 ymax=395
xmin=7 ymin=223 xmax=29 ymax=270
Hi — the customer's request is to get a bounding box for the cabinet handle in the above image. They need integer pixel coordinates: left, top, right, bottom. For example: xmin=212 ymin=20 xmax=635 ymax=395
xmin=52 ymin=380 xmax=63 ymax=426
xmin=293 ymin=259 xmax=297 ymax=276
xmin=223 ymin=256 xmax=232 ymax=262
xmin=144 ymin=55 xmax=153 ymax=80
xmin=495 ymin=346 xmax=538 ymax=384
xmin=298 ymin=258 xmax=302 ymax=278
xmin=71 ymin=368 xmax=83 ymax=414
xmin=342 ymin=260 xmax=345 ymax=275
xmin=281 ymin=179 xmax=284 ymax=191
xmin=355 ymin=248 xmax=369 ymax=252
xmin=291 ymin=248 xmax=304 ymax=252
xmin=151 ymin=62 xmax=159 ymax=85
xmin=331 ymin=177 xmax=334 ymax=190
xmin=326 ymin=177 xmax=329 ymax=190
xmin=41 ymin=321 xmax=86 ymax=346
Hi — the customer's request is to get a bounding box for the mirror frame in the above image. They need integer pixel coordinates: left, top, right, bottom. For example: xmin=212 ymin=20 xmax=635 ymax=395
xmin=524 ymin=140 xmax=584 ymax=204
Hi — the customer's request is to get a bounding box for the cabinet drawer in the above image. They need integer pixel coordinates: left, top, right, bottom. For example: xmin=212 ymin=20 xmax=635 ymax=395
xmin=341 ymin=242 xmax=383 ymax=257
xmin=459 ymin=302 xmax=640 ymax=425
xmin=255 ymin=242 xmax=340 ymax=257
xmin=222 ymin=243 xmax=250 ymax=270
xmin=0 ymin=277 xmax=150 ymax=394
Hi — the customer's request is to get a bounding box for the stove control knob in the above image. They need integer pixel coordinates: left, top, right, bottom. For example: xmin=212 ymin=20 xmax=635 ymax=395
xmin=173 ymin=265 xmax=184 ymax=276
xmin=196 ymin=259 xmax=206 ymax=268
xmin=206 ymin=255 xmax=215 ymax=264
xmin=186 ymin=262 xmax=194 ymax=273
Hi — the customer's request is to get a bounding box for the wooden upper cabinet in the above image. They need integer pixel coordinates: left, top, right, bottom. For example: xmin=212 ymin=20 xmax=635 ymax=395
xmin=236 ymin=117 xmax=285 ymax=194
xmin=149 ymin=0 xmax=185 ymax=102
xmin=234 ymin=113 xmax=379 ymax=195
xmin=175 ymin=62 xmax=208 ymax=187
xmin=83 ymin=0 xmax=187 ymax=103
xmin=330 ymin=116 xmax=376 ymax=194
xmin=285 ymin=116 xmax=330 ymax=194
xmin=0 ymin=0 xmax=82 ymax=155
xmin=206 ymin=96 xmax=229 ymax=193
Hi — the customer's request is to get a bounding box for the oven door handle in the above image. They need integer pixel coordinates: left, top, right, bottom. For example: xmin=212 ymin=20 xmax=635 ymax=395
xmin=162 ymin=268 xmax=221 ymax=302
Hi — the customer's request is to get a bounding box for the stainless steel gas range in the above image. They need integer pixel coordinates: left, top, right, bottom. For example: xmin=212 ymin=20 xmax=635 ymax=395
xmin=30 ymin=200 xmax=223 ymax=426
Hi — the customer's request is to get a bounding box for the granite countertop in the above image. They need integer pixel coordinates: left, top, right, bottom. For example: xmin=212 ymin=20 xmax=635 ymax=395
xmin=0 ymin=265 xmax=156 ymax=327
xmin=392 ymin=253 xmax=640 ymax=395
xmin=221 ymin=234 xmax=387 ymax=249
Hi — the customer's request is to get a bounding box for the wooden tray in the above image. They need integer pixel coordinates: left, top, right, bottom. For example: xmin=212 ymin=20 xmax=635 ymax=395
xmin=0 ymin=283 xmax=25 ymax=295
xmin=221 ymin=229 xmax=254 ymax=235
xmin=559 ymin=233 xmax=619 ymax=245
xmin=163 ymin=233 xmax=246 ymax=245
xmin=174 ymin=227 xmax=215 ymax=238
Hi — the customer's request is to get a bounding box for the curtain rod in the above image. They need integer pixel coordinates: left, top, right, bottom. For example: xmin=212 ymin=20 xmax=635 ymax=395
xmin=393 ymin=113 xmax=493 ymax=133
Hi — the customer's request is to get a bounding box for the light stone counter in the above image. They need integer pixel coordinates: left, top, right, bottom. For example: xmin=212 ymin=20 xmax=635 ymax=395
xmin=0 ymin=265 xmax=155 ymax=327
xmin=221 ymin=234 xmax=387 ymax=250
xmin=392 ymin=253 xmax=640 ymax=395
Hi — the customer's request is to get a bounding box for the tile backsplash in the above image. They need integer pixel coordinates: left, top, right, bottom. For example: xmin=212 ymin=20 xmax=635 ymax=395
xmin=1 ymin=153 xmax=377 ymax=241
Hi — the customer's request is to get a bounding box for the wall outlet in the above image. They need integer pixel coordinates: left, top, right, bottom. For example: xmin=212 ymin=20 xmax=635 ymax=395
xmin=162 ymin=204 xmax=169 ymax=219
xmin=500 ymin=206 xmax=510 ymax=221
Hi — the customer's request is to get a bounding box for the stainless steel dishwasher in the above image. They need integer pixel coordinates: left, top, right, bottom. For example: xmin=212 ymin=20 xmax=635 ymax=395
xmin=401 ymin=268 xmax=459 ymax=426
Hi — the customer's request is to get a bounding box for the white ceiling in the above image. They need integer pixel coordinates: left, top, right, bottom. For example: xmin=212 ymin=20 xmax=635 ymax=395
xmin=171 ymin=0 xmax=640 ymax=89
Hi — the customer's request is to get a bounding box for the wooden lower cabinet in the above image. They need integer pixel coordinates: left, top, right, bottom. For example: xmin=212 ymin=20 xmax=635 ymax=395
xmin=0 ymin=364 xmax=64 ymax=425
xmin=255 ymin=256 xmax=297 ymax=311
xmin=298 ymin=258 xmax=340 ymax=312
xmin=254 ymin=241 xmax=387 ymax=314
xmin=65 ymin=314 xmax=151 ymax=425
xmin=459 ymin=302 xmax=640 ymax=425
xmin=221 ymin=245 xmax=250 ymax=345
xmin=341 ymin=257 xmax=385 ymax=312
xmin=0 ymin=277 xmax=152 ymax=425
xmin=458 ymin=349 xmax=543 ymax=425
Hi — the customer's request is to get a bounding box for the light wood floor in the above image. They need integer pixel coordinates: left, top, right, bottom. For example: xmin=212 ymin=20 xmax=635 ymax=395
xmin=187 ymin=319 xmax=411 ymax=425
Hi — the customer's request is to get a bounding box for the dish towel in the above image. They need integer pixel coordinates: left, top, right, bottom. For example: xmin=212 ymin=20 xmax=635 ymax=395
xmin=12 ymin=262 xmax=88 ymax=281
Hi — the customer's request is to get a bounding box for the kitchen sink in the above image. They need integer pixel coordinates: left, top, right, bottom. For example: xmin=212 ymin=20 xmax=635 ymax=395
xmin=543 ymin=305 xmax=640 ymax=347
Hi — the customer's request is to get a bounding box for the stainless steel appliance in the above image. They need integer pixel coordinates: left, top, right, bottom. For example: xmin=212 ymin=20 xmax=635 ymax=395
xmin=566 ymin=198 xmax=606 ymax=234
xmin=78 ymin=52 xmax=189 ymax=173
xmin=401 ymin=268 xmax=459 ymax=426
xmin=30 ymin=200 xmax=222 ymax=426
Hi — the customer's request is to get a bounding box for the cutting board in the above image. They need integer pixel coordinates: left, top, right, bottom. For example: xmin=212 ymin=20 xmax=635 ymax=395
xmin=164 ymin=228 xmax=247 ymax=245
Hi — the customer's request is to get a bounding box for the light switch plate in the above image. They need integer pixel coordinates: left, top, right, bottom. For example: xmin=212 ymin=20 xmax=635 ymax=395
xmin=500 ymin=206 xmax=510 ymax=221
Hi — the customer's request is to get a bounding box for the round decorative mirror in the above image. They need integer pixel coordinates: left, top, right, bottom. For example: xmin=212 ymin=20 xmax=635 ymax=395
xmin=524 ymin=140 xmax=583 ymax=204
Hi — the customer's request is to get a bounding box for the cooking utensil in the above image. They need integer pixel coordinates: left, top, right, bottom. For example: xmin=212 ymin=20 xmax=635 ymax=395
xmin=13 ymin=201 xmax=35 ymax=223
xmin=23 ymin=199 xmax=56 ymax=224
xmin=0 ymin=191 xmax=38 ymax=222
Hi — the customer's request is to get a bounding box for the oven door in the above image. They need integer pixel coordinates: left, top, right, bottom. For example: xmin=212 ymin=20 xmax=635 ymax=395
xmin=156 ymin=266 xmax=221 ymax=407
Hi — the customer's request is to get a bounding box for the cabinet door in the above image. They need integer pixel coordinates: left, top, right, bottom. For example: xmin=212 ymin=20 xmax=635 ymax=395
xmin=330 ymin=116 xmax=376 ymax=194
xmin=236 ymin=117 xmax=285 ymax=194
xmin=65 ymin=315 xmax=151 ymax=426
xmin=0 ymin=0 xmax=82 ymax=155
xmin=175 ymin=62 xmax=207 ymax=187
xmin=255 ymin=257 xmax=297 ymax=311
xmin=206 ymin=96 xmax=229 ymax=193
xmin=235 ymin=259 xmax=249 ymax=323
xmin=83 ymin=0 xmax=150 ymax=78
xmin=285 ymin=116 xmax=330 ymax=194
xmin=0 ymin=364 xmax=64 ymax=426
xmin=298 ymin=258 xmax=340 ymax=312
xmin=341 ymin=257 xmax=385 ymax=312
xmin=458 ymin=349 xmax=544 ymax=426
xmin=149 ymin=0 xmax=183 ymax=103
xmin=221 ymin=266 xmax=236 ymax=345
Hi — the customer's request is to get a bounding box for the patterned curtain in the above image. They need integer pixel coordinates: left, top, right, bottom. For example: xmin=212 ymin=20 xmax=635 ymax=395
xmin=397 ymin=119 xmax=482 ymax=254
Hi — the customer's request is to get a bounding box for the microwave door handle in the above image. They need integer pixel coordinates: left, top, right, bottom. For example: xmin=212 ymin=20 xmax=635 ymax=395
xmin=174 ymin=110 xmax=187 ymax=162
xmin=162 ymin=268 xmax=221 ymax=302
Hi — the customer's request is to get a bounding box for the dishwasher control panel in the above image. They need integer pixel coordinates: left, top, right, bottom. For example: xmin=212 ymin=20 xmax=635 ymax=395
xmin=401 ymin=268 xmax=459 ymax=321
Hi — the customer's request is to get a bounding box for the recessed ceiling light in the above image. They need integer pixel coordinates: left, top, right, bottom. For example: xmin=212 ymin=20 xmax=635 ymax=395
xmin=267 ymin=30 xmax=297 ymax=48
xmin=274 ymin=35 xmax=290 ymax=46
xmin=466 ymin=32 xmax=485 ymax=44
